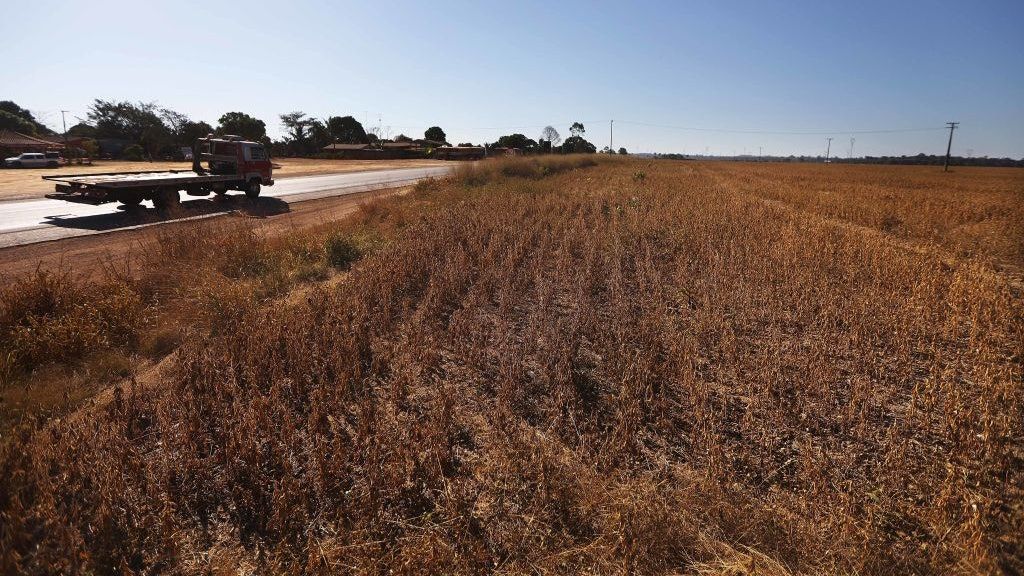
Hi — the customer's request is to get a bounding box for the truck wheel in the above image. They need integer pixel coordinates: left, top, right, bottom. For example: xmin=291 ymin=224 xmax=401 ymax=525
xmin=244 ymin=179 xmax=261 ymax=198
xmin=153 ymin=189 xmax=180 ymax=211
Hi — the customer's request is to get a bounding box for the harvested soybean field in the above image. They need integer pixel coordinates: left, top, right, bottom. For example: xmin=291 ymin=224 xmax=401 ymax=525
xmin=1 ymin=157 xmax=1022 ymax=574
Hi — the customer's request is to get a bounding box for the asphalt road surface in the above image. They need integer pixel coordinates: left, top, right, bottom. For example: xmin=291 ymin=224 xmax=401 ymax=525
xmin=0 ymin=166 xmax=452 ymax=248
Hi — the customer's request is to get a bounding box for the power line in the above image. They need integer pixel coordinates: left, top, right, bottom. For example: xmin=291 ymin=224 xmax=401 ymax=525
xmin=614 ymin=120 xmax=947 ymax=136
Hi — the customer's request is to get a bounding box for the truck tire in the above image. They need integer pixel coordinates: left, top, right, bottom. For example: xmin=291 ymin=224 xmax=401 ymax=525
xmin=120 ymin=196 xmax=143 ymax=208
xmin=244 ymin=178 xmax=261 ymax=199
xmin=153 ymin=188 xmax=180 ymax=211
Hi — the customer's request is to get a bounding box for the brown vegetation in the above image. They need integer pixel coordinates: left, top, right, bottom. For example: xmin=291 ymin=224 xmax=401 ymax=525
xmin=1 ymin=158 xmax=1021 ymax=574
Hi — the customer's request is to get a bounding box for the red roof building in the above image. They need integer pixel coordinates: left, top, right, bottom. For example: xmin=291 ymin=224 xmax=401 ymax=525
xmin=0 ymin=130 xmax=65 ymax=155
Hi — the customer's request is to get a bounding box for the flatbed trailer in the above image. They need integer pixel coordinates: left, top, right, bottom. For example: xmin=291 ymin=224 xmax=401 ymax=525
xmin=42 ymin=135 xmax=274 ymax=209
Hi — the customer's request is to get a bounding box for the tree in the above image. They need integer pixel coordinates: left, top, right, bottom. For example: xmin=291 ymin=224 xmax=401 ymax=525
xmin=0 ymin=110 xmax=38 ymax=134
xmin=159 ymin=108 xmax=189 ymax=137
xmin=326 ymin=116 xmax=369 ymax=144
xmin=618 ymin=147 xmax=628 ymax=155
xmin=570 ymin=122 xmax=585 ymax=137
xmin=394 ymin=134 xmax=413 ymax=143
xmin=67 ymin=122 xmax=97 ymax=138
xmin=158 ymin=108 xmax=214 ymax=148
xmin=457 ymin=142 xmax=475 ymax=147
xmin=494 ymin=133 xmax=538 ymax=151
xmin=88 ymin=100 xmax=171 ymax=159
xmin=217 ymin=112 xmax=267 ymax=142
xmin=280 ymin=112 xmax=318 ymax=155
xmin=0 ymin=101 xmax=51 ymax=134
xmin=178 ymin=120 xmax=215 ymax=147
xmin=540 ymin=126 xmax=561 ymax=147
xmin=307 ymin=118 xmax=332 ymax=151
xmin=424 ymin=126 xmax=447 ymax=144
xmin=561 ymin=135 xmax=596 ymax=154
xmin=280 ymin=111 xmax=313 ymax=142
xmin=122 ymin=144 xmax=144 ymax=161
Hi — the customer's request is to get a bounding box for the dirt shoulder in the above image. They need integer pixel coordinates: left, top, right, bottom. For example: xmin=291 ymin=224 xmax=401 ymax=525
xmin=0 ymin=185 xmax=411 ymax=280
xmin=0 ymin=157 xmax=440 ymax=201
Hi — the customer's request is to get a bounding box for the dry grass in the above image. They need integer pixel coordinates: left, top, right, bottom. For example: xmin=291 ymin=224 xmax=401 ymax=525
xmin=0 ymin=157 xmax=441 ymax=201
xmin=0 ymin=158 xmax=1021 ymax=574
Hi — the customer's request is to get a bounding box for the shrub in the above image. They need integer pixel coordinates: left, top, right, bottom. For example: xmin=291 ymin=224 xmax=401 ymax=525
xmin=324 ymin=232 xmax=362 ymax=269
xmin=121 ymin=144 xmax=144 ymax=161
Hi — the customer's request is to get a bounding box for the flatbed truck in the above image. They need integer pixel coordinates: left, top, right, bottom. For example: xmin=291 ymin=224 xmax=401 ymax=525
xmin=43 ymin=135 xmax=273 ymax=209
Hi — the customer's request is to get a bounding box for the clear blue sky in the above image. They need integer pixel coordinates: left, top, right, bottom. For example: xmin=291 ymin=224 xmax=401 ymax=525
xmin=3 ymin=0 xmax=1022 ymax=157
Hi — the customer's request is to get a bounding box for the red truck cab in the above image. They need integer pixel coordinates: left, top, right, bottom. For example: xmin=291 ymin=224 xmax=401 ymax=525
xmin=194 ymin=135 xmax=273 ymax=197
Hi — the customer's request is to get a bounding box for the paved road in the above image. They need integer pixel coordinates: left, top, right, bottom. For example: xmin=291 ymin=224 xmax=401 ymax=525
xmin=0 ymin=166 xmax=452 ymax=248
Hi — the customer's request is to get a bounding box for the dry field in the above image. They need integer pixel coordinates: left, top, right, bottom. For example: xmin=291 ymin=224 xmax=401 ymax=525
xmin=1 ymin=157 xmax=1021 ymax=574
xmin=0 ymin=157 xmax=441 ymax=201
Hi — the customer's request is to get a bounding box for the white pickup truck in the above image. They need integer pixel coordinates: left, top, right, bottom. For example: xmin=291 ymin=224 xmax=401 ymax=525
xmin=5 ymin=152 xmax=61 ymax=168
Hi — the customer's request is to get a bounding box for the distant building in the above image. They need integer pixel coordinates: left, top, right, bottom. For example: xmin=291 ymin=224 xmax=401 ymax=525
xmin=434 ymin=146 xmax=485 ymax=160
xmin=0 ymin=130 xmax=64 ymax=157
xmin=322 ymin=143 xmax=371 ymax=151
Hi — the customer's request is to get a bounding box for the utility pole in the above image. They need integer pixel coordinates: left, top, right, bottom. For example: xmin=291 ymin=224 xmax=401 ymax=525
xmin=60 ymin=110 xmax=69 ymax=158
xmin=849 ymin=137 xmax=855 ymax=159
xmin=759 ymin=146 xmax=762 ymax=161
xmin=825 ymin=137 xmax=833 ymax=163
xmin=943 ymin=121 xmax=959 ymax=172
xmin=609 ymin=119 xmax=613 ymax=153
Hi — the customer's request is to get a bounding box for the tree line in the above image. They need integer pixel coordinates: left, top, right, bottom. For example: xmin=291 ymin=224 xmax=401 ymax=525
xmin=1 ymin=100 xmax=627 ymax=159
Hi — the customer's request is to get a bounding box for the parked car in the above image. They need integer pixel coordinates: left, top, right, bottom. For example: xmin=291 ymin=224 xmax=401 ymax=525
xmin=4 ymin=152 xmax=60 ymax=168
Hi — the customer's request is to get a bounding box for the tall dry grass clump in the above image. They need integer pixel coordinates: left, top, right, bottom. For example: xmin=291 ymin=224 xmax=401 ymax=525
xmin=453 ymin=154 xmax=600 ymax=186
xmin=0 ymin=161 xmax=1021 ymax=574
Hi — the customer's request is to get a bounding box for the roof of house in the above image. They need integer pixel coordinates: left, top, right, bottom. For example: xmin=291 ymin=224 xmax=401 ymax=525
xmin=323 ymin=143 xmax=371 ymax=150
xmin=382 ymin=141 xmax=417 ymax=149
xmin=0 ymin=130 xmax=65 ymax=149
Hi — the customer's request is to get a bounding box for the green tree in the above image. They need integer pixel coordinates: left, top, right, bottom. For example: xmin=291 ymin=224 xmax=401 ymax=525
xmin=561 ymin=135 xmax=596 ymax=154
xmin=159 ymin=108 xmax=215 ymax=148
xmin=326 ymin=116 xmax=369 ymax=144
xmin=0 ymin=110 xmax=38 ymax=134
xmin=307 ymin=118 xmax=332 ymax=151
xmin=88 ymin=100 xmax=171 ymax=158
xmin=122 ymin=144 xmax=144 ymax=161
xmin=217 ymin=112 xmax=267 ymax=142
xmin=0 ymin=101 xmax=52 ymax=134
xmin=618 ymin=147 xmax=628 ymax=155
xmin=178 ymin=120 xmax=215 ymax=147
xmin=67 ymin=122 xmax=97 ymax=138
xmin=494 ymin=133 xmax=538 ymax=151
xmin=569 ymin=122 xmax=585 ymax=137
xmin=280 ymin=111 xmax=312 ymax=141
xmin=424 ymin=126 xmax=447 ymax=144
